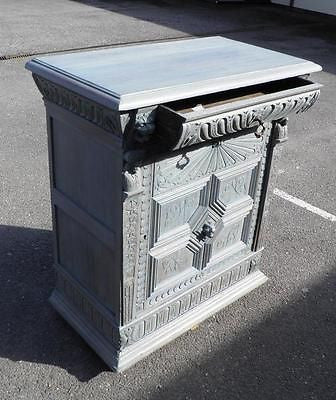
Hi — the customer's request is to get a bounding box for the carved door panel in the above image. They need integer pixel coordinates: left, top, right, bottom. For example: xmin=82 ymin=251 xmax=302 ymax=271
xmin=148 ymin=133 xmax=265 ymax=298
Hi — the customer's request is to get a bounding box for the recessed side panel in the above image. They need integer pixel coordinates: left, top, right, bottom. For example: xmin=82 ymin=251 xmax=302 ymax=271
xmin=55 ymin=207 xmax=119 ymax=314
xmin=49 ymin=105 xmax=123 ymax=231
xmin=47 ymin=104 xmax=123 ymax=318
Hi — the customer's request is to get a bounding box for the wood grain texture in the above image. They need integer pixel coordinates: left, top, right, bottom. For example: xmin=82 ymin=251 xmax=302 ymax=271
xmin=26 ymin=36 xmax=321 ymax=110
xmin=26 ymin=36 xmax=322 ymax=371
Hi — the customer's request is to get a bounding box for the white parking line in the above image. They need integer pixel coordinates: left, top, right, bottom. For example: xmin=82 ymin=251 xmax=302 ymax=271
xmin=273 ymin=188 xmax=336 ymax=222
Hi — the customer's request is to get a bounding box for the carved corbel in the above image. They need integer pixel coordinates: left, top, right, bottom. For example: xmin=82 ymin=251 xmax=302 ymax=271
xmin=123 ymin=167 xmax=143 ymax=198
xmin=134 ymin=109 xmax=156 ymax=143
xmin=272 ymin=117 xmax=288 ymax=144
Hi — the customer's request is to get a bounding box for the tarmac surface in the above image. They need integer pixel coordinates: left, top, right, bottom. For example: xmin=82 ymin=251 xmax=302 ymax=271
xmin=0 ymin=1 xmax=335 ymax=399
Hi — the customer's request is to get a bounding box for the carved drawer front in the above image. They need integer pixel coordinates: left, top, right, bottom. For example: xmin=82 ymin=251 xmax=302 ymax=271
xmin=155 ymin=77 xmax=320 ymax=151
xmin=149 ymin=133 xmax=264 ymax=296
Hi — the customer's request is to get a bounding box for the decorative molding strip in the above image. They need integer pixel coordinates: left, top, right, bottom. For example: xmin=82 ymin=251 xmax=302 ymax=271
xmin=54 ymin=250 xmax=262 ymax=351
xmin=33 ymin=74 xmax=122 ymax=136
xmin=246 ymin=123 xmax=272 ymax=247
xmin=165 ymin=90 xmax=320 ymax=150
xmin=55 ymin=267 xmax=120 ymax=348
xmin=123 ymin=196 xmax=141 ymax=324
xmin=120 ymin=251 xmax=262 ymax=348
xmin=135 ymin=165 xmax=153 ymax=309
xmin=143 ymin=248 xmax=245 ymax=311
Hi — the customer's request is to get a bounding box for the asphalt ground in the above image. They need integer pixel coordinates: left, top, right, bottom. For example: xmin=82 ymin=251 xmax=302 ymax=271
xmin=0 ymin=1 xmax=335 ymax=399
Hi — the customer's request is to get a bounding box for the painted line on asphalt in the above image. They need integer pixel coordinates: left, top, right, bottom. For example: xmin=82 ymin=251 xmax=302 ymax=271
xmin=273 ymin=188 xmax=336 ymax=222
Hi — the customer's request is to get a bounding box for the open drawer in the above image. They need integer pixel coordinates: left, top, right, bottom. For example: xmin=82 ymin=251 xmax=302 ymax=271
xmin=155 ymin=76 xmax=322 ymax=150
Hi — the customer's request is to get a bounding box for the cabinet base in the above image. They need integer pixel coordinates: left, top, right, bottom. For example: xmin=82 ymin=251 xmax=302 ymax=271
xmin=50 ymin=270 xmax=267 ymax=372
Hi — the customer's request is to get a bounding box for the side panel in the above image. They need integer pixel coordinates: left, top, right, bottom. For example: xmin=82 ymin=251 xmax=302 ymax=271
xmin=47 ymin=102 xmax=123 ymax=318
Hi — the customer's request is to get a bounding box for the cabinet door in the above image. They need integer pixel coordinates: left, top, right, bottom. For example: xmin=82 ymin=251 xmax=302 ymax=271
xmin=148 ymin=132 xmax=267 ymax=297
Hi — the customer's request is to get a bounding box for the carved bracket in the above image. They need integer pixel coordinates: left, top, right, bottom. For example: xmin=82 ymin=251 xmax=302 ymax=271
xmin=272 ymin=117 xmax=288 ymax=144
xmin=123 ymin=167 xmax=143 ymax=198
xmin=134 ymin=110 xmax=156 ymax=144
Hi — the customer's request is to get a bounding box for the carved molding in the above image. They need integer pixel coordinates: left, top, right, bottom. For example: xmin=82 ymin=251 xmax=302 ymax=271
xmin=135 ymin=165 xmax=153 ymax=309
xmin=170 ymin=90 xmax=320 ymax=150
xmin=246 ymin=123 xmax=272 ymax=247
xmin=55 ymin=269 xmax=121 ymax=348
xmin=123 ymin=197 xmax=141 ymax=324
xmin=122 ymin=165 xmax=153 ymax=323
xmin=154 ymin=134 xmax=264 ymax=195
xmin=55 ymin=250 xmax=261 ymax=350
xmin=120 ymin=251 xmax=262 ymax=348
xmin=33 ymin=74 xmax=122 ymax=136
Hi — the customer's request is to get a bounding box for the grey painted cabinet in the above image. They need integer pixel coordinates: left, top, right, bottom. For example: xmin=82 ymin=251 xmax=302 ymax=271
xmin=26 ymin=37 xmax=321 ymax=371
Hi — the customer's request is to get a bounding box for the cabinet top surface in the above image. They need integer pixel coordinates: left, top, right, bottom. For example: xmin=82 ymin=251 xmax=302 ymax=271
xmin=26 ymin=36 xmax=321 ymax=111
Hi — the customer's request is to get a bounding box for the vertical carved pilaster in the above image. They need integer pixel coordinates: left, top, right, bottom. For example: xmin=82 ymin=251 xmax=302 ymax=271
xmin=122 ymin=167 xmax=143 ymax=324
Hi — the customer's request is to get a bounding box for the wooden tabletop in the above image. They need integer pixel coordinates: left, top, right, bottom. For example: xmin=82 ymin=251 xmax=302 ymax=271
xmin=26 ymin=36 xmax=322 ymax=111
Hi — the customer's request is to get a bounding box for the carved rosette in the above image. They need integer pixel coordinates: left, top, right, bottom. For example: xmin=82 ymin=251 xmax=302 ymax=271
xmin=154 ymin=134 xmax=264 ymax=194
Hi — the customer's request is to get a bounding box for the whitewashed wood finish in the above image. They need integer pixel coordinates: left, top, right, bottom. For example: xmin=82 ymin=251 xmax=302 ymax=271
xmin=26 ymin=36 xmax=321 ymax=110
xmin=26 ymin=37 xmax=322 ymax=372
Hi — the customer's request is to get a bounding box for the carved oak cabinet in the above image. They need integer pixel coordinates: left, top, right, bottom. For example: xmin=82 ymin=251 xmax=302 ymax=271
xmin=26 ymin=37 xmax=321 ymax=371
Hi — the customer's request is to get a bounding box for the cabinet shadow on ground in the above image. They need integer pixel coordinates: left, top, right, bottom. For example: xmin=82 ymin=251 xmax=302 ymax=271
xmin=1 ymin=1 xmax=336 ymax=390
xmin=148 ymin=267 xmax=336 ymax=400
xmin=0 ymin=224 xmax=335 ymax=397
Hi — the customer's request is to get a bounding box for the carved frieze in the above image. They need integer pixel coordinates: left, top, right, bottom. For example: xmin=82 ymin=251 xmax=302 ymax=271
xmin=154 ymin=134 xmax=263 ymax=195
xmin=245 ymin=123 xmax=272 ymax=248
xmin=33 ymin=74 xmax=319 ymax=158
xmin=156 ymin=89 xmax=320 ymax=151
xmin=32 ymin=74 xmax=122 ymax=136
xmin=134 ymin=165 xmax=153 ymax=309
xmin=55 ymin=269 xmax=120 ymax=348
xmin=123 ymin=197 xmax=140 ymax=324
xmin=120 ymin=252 xmax=261 ymax=348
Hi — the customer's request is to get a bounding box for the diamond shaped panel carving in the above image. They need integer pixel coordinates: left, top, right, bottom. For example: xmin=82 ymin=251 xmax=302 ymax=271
xmin=149 ymin=134 xmax=263 ymax=295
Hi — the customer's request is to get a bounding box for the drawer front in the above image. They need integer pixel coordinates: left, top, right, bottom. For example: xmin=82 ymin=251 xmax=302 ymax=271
xmin=155 ymin=78 xmax=321 ymax=151
xmin=148 ymin=132 xmax=265 ymax=297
